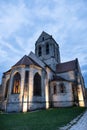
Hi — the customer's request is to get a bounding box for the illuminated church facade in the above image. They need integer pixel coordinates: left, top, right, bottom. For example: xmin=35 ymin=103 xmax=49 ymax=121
xmin=1 ymin=31 xmax=86 ymax=112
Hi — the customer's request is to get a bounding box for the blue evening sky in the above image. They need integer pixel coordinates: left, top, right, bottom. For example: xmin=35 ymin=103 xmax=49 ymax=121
xmin=0 ymin=0 xmax=87 ymax=86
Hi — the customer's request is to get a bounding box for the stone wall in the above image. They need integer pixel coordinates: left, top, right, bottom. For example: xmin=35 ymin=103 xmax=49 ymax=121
xmin=6 ymin=95 xmax=22 ymax=112
xmin=6 ymin=67 xmax=25 ymax=112
xmin=28 ymin=65 xmax=48 ymax=111
xmin=50 ymin=81 xmax=73 ymax=107
xmin=77 ymin=84 xmax=85 ymax=107
xmin=0 ymin=84 xmax=3 ymax=110
xmin=3 ymin=64 xmax=49 ymax=112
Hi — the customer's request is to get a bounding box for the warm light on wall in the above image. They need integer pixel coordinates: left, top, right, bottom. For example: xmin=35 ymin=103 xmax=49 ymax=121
xmin=45 ymin=81 xmax=49 ymax=109
xmin=77 ymin=85 xmax=85 ymax=107
xmin=23 ymin=94 xmax=27 ymax=112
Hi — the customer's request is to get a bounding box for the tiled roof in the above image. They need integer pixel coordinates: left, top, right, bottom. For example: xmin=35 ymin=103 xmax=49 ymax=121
xmin=56 ymin=59 xmax=77 ymax=73
xmin=13 ymin=55 xmax=42 ymax=68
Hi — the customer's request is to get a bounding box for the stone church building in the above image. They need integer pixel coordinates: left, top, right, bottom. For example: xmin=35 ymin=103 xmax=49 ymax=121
xmin=0 ymin=31 xmax=86 ymax=112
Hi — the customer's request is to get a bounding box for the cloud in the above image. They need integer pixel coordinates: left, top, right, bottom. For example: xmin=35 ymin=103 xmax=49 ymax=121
xmin=0 ymin=0 xmax=87 ymax=86
xmin=0 ymin=1 xmax=30 ymax=38
xmin=0 ymin=39 xmax=20 ymax=54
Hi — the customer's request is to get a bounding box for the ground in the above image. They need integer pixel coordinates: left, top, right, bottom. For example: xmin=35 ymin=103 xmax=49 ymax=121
xmin=69 ymin=110 xmax=87 ymax=130
xmin=0 ymin=107 xmax=86 ymax=130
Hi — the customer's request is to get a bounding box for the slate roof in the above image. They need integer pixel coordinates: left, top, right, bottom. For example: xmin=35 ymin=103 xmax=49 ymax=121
xmin=13 ymin=55 xmax=42 ymax=68
xmin=35 ymin=31 xmax=58 ymax=46
xmin=36 ymin=31 xmax=51 ymax=43
xmin=3 ymin=69 xmax=11 ymax=74
xmin=56 ymin=59 xmax=77 ymax=73
xmin=52 ymin=75 xmax=74 ymax=82
xmin=52 ymin=75 xmax=68 ymax=81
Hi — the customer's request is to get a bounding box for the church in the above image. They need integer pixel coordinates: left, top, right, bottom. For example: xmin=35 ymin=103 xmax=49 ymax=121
xmin=0 ymin=31 xmax=86 ymax=112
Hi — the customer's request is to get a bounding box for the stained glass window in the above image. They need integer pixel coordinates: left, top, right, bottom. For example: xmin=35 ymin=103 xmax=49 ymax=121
xmin=12 ymin=72 xmax=21 ymax=94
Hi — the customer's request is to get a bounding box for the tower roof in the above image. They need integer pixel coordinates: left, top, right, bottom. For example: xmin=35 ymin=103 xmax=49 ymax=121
xmin=35 ymin=31 xmax=59 ymax=48
xmin=36 ymin=31 xmax=52 ymax=44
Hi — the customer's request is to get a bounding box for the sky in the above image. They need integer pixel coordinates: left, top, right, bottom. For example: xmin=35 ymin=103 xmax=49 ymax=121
xmin=0 ymin=0 xmax=87 ymax=86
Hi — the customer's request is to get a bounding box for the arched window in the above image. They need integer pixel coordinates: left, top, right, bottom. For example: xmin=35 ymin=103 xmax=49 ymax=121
xmin=5 ymin=79 xmax=9 ymax=98
xmin=12 ymin=72 xmax=21 ymax=94
xmin=38 ymin=46 xmax=42 ymax=56
xmin=46 ymin=43 xmax=49 ymax=54
xmin=24 ymin=71 xmax=29 ymax=92
xmin=33 ymin=73 xmax=41 ymax=96
xmin=53 ymin=85 xmax=57 ymax=94
xmin=59 ymin=83 xmax=65 ymax=93
xmin=42 ymin=37 xmax=44 ymax=41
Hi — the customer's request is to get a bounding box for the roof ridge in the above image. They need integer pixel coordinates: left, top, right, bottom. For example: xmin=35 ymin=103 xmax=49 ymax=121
xmin=21 ymin=55 xmax=27 ymax=64
xmin=59 ymin=59 xmax=76 ymax=64
xmin=29 ymin=56 xmax=42 ymax=68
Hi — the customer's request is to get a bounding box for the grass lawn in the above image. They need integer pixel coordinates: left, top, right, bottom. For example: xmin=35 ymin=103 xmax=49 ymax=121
xmin=0 ymin=107 xmax=86 ymax=130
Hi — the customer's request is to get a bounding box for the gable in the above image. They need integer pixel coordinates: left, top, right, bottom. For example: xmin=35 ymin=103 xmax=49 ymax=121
xmin=12 ymin=55 xmax=42 ymax=68
xmin=12 ymin=55 xmax=34 ymax=67
xmin=36 ymin=31 xmax=52 ymax=44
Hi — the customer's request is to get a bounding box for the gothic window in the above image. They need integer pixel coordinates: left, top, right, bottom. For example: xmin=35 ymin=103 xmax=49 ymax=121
xmin=25 ymin=71 xmax=29 ymax=84
xmin=12 ymin=72 xmax=21 ymax=94
xmin=5 ymin=79 xmax=9 ymax=98
xmin=46 ymin=43 xmax=49 ymax=54
xmin=33 ymin=73 xmax=41 ymax=96
xmin=53 ymin=85 xmax=57 ymax=94
xmin=24 ymin=71 xmax=29 ymax=92
xmin=59 ymin=83 xmax=65 ymax=93
xmin=38 ymin=46 xmax=42 ymax=56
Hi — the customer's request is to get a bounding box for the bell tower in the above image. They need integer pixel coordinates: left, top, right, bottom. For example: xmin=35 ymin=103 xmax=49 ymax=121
xmin=35 ymin=31 xmax=60 ymax=70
